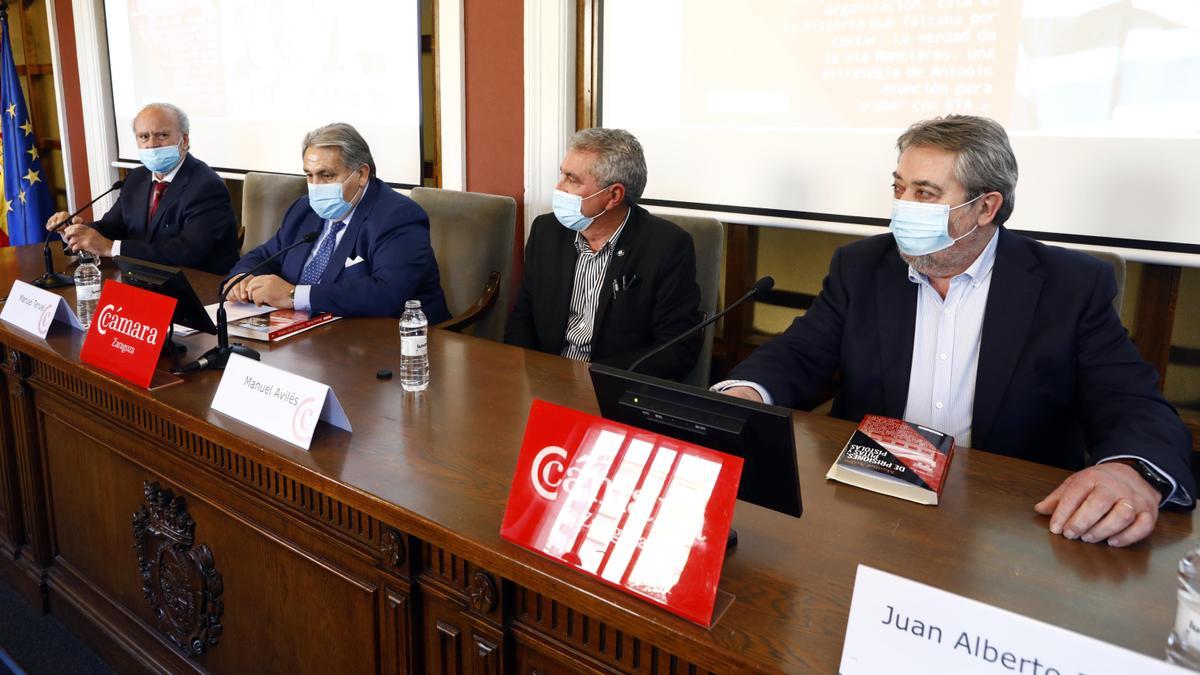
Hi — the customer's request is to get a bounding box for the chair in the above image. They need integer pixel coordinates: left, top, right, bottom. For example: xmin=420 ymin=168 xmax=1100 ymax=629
xmin=1080 ymin=249 xmax=1126 ymax=314
xmin=410 ymin=187 xmax=517 ymax=342
xmin=240 ymin=172 xmax=308 ymax=254
xmin=657 ymin=214 xmax=725 ymax=388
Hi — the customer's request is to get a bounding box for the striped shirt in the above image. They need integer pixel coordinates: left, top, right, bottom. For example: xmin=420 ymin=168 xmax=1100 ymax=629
xmin=561 ymin=213 xmax=629 ymax=362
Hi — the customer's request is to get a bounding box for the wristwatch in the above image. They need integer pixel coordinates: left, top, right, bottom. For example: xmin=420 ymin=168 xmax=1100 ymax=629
xmin=1108 ymin=458 xmax=1173 ymax=501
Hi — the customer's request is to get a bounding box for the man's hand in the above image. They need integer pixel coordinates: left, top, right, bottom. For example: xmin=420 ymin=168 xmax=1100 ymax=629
xmin=225 ymin=274 xmax=256 ymax=303
xmin=63 ymin=224 xmax=113 ymax=258
xmin=1034 ymin=462 xmax=1161 ymax=547
xmin=246 ymin=274 xmax=295 ymax=309
xmin=720 ymin=386 xmax=764 ymax=403
xmin=46 ymin=211 xmax=82 ymax=234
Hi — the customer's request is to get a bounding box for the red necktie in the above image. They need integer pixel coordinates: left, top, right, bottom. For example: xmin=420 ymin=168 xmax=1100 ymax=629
xmin=148 ymin=181 xmax=169 ymax=221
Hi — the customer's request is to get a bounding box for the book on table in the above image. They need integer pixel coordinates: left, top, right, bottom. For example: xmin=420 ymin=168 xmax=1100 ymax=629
xmin=826 ymin=414 xmax=955 ymax=505
xmin=226 ymin=309 xmax=340 ymax=342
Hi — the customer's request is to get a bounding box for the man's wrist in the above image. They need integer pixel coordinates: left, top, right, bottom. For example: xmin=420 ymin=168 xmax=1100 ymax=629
xmin=1105 ymin=458 xmax=1173 ymax=502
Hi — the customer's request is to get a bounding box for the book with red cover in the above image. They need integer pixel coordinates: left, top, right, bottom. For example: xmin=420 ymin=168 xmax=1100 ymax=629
xmin=826 ymin=415 xmax=955 ymax=505
xmin=226 ymin=309 xmax=340 ymax=342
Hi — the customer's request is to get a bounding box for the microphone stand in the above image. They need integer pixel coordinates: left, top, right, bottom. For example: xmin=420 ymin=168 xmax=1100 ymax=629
xmin=175 ymin=231 xmax=320 ymax=373
xmin=32 ymin=180 xmax=124 ymax=289
xmin=627 ymin=276 xmax=775 ymax=374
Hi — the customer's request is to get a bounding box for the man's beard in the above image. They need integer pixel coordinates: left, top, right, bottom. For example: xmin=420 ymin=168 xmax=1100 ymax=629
xmin=899 ymin=223 xmax=989 ymax=278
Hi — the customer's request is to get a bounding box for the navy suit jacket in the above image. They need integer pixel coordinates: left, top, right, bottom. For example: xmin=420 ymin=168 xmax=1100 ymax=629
xmin=504 ymin=206 xmax=701 ymax=380
xmin=93 ymin=153 xmax=239 ymax=275
xmin=730 ymin=227 xmax=1195 ymax=498
xmin=230 ymin=178 xmax=449 ymax=321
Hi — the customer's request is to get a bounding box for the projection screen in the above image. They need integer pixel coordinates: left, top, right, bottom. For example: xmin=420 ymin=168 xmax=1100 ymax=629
xmin=103 ymin=0 xmax=423 ymax=186
xmin=601 ymin=0 xmax=1200 ymax=264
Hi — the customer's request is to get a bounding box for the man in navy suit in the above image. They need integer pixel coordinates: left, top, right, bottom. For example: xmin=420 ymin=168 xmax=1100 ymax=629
xmin=47 ymin=102 xmax=239 ymax=275
xmin=226 ymin=122 xmax=449 ymax=321
xmin=717 ymin=115 xmax=1193 ymax=547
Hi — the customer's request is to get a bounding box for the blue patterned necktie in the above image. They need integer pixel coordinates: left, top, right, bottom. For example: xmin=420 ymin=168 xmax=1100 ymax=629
xmin=298 ymin=220 xmax=346 ymax=285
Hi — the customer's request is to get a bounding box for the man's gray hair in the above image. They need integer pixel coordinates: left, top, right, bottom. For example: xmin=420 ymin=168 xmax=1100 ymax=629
xmin=568 ymin=128 xmax=647 ymax=204
xmin=134 ymin=102 xmax=190 ymax=135
xmin=302 ymin=122 xmax=377 ymax=178
xmin=897 ymin=115 xmax=1018 ymax=226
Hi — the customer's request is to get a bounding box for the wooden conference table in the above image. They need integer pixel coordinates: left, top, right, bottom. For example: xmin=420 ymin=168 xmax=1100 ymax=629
xmin=0 ymin=243 xmax=1193 ymax=674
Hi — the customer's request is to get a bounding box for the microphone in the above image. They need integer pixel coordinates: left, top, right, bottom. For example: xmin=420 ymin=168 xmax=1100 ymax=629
xmin=627 ymin=276 xmax=774 ymax=376
xmin=176 ymin=230 xmax=321 ymax=373
xmin=32 ymin=180 xmax=124 ymax=289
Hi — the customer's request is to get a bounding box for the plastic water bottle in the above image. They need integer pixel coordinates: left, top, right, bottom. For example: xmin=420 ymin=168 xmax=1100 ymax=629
xmin=399 ymin=299 xmax=429 ymax=392
xmin=1167 ymin=545 xmax=1200 ymax=668
xmin=74 ymin=254 xmax=102 ymax=330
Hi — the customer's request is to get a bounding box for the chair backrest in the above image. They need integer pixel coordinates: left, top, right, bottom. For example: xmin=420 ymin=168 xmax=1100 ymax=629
xmin=411 ymin=187 xmax=517 ymax=343
xmin=1081 ymin=249 xmax=1126 ymax=314
xmin=656 ymin=213 xmax=725 ymax=387
xmin=240 ymin=172 xmax=308 ymax=254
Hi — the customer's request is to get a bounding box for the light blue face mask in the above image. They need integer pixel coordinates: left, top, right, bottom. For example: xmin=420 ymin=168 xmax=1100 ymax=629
xmin=889 ymin=194 xmax=983 ymax=256
xmin=138 ymin=143 xmax=182 ymax=174
xmin=552 ymin=186 xmax=611 ymax=232
xmin=308 ymin=170 xmax=363 ymax=221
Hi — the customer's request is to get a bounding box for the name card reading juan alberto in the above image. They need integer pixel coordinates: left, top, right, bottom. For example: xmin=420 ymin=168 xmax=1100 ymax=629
xmin=501 ymin=400 xmax=743 ymax=627
xmin=0 ymin=279 xmax=82 ymax=338
xmin=840 ymin=565 xmax=1188 ymax=675
xmin=79 ymin=280 xmax=175 ymax=388
xmin=211 ymin=353 xmax=351 ymax=450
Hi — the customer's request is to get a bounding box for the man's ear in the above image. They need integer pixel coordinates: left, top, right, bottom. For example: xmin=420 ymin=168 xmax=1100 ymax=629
xmin=978 ymin=192 xmax=1002 ymax=226
xmin=605 ymin=183 xmax=627 ymax=210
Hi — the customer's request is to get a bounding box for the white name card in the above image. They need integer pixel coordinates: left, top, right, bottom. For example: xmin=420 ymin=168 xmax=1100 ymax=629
xmin=211 ymin=354 xmax=351 ymax=450
xmin=0 ymin=280 xmax=82 ymax=338
xmin=841 ymin=565 xmax=1186 ymax=675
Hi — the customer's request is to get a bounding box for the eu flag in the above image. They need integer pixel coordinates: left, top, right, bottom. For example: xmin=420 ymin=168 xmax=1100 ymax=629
xmin=0 ymin=8 xmax=51 ymax=247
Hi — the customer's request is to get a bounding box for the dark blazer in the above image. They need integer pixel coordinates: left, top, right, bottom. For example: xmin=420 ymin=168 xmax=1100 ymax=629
xmin=505 ymin=205 xmax=701 ymax=380
xmin=730 ymin=227 xmax=1195 ymax=497
xmin=230 ymin=178 xmax=449 ymax=321
xmin=93 ymin=153 xmax=239 ymax=275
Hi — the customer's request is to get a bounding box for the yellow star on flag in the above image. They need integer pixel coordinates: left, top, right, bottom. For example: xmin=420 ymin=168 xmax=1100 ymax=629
xmin=26 ymin=146 xmax=37 ymax=161
xmin=23 ymin=168 xmax=39 ymax=185
xmin=19 ymin=119 xmax=33 ymax=136
xmin=18 ymin=189 xmax=26 ymax=204
xmin=5 ymin=104 xmax=14 ymax=118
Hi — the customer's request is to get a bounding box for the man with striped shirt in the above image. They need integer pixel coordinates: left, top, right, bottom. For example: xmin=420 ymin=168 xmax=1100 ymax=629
xmin=505 ymin=128 xmax=701 ymax=381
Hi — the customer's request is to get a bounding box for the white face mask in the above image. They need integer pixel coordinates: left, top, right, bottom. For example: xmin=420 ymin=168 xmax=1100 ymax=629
xmin=889 ymin=194 xmax=983 ymax=256
xmin=552 ymin=186 xmax=611 ymax=232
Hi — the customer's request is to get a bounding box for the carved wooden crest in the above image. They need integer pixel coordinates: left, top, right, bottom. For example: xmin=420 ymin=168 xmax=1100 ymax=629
xmin=132 ymin=481 xmax=224 ymax=657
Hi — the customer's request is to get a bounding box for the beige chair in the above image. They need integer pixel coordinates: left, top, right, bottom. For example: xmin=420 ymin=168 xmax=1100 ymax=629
xmin=1081 ymin=249 xmax=1126 ymax=314
xmin=658 ymin=214 xmax=725 ymax=388
xmin=240 ymin=172 xmax=308 ymax=254
xmin=410 ymin=187 xmax=517 ymax=342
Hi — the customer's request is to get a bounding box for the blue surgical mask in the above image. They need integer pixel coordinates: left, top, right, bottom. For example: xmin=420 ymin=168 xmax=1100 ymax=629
xmin=308 ymin=171 xmax=363 ymax=221
xmin=138 ymin=143 xmax=181 ymax=174
xmin=889 ymin=194 xmax=983 ymax=256
xmin=552 ymin=186 xmax=611 ymax=232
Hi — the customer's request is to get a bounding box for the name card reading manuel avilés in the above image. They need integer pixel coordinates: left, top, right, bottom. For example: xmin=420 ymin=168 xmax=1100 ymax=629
xmin=840 ymin=565 xmax=1187 ymax=674
xmin=0 ymin=279 xmax=81 ymax=338
xmin=211 ymin=353 xmax=351 ymax=450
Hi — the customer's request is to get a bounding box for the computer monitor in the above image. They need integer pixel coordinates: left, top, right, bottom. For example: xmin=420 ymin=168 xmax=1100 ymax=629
xmin=114 ymin=256 xmax=218 ymax=335
xmin=589 ymin=363 xmax=802 ymax=518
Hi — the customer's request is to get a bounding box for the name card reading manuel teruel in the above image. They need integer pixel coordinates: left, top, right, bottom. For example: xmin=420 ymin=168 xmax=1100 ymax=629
xmin=0 ymin=279 xmax=81 ymax=338
xmin=211 ymin=353 xmax=351 ymax=450
xmin=841 ymin=565 xmax=1187 ymax=675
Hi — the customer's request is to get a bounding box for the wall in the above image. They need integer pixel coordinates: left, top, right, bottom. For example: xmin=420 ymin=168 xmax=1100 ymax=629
xmin=463 ymin=0 xmax=524 ymax=289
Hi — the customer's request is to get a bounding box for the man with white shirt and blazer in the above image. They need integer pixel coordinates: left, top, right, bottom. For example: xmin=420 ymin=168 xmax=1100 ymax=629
xmin=226 ymin=122 xmax=449 ymax=321
xmin=717 ymin=115 xmax=1194 ymax=547
xmin=47 ymin=102 xmax=239 ymax=274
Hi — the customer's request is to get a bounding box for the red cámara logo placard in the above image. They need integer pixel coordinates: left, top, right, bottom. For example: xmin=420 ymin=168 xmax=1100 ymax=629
xmin=80 ymin=280 xmax=176 ymax=388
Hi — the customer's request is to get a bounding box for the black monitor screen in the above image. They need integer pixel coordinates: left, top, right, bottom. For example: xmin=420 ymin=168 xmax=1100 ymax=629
xmin=589 ymin=363 xmax=802 ymax=518
xmin=114 ymin=256 xmax=218 ymax=335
